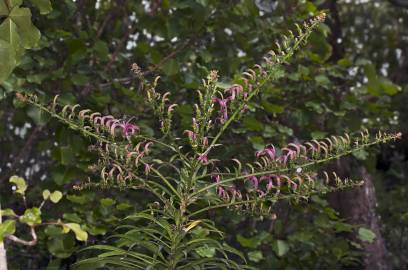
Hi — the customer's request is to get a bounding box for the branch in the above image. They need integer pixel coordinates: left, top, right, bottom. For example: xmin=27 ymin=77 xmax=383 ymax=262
xmin=98 ymin=36 xmax=197 ymax=89
xmin=387 ymin=0 xmax=408 ymax=7
xmin=6 ymin=227 xmax=38 ymax=247
xmin=0 ymin=126 xmax=43 ymax=185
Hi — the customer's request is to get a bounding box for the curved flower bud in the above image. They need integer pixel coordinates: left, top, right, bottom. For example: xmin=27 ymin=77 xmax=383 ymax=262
xmin=143 ymin=142 xmax=153 ymax=154
xmin=225 ymin=84 xmax=244 ymax=101
xmin=202 ymin=137 xmax=209 ymax=146
xmin=184 ymin=130 xmax=197 ymax=140
xmin=144 ymin=163 xmax=151 ymax=175
xmin=198 ymin=153 xmax=209 ymax=165
xmin=168 ymin=104 xmax=178 ymax=113
xmin=256 ymin=145 xmax=276 ymax=160
xmin=246 ymin=176 xmax=259 ymax=189
xmin=212 ymin=174 xmax=220 ymax=183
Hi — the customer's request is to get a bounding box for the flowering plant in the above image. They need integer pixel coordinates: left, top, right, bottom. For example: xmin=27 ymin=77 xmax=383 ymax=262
xmin=16 ymin=13 xmax=401 ymax=269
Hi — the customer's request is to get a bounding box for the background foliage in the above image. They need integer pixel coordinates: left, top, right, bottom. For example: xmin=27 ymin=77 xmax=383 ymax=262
xmin=0 ymin=0 xmax=407 ymax=269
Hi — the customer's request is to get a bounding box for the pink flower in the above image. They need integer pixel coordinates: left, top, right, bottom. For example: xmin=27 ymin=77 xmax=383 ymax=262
xmin=217 ymin=186 xmax=226 ymax=198
xmin=261 ymin=176 xmax=274 ymax=192
xmin=143 ymin=142 xmax=153 ymax=154
xmin=256 ymin=145 xmax=276 ymax=160
xmin=184 ymin=130 xmax=197 ymax=140
xmin=212 ymin=174 xmax=220 ymax=183
xmin=198 ymin=153 xmax=209 ymax=164
xmin=213 ymin=98 xmax=229 ymax=123
xmin=121 ymin=121 xmax=139 ymax=137
xmin=202 ymin=137 xmax=209 ymax=146
xmin=225 ymin=84 xmax=244 ymax=101
xmin=144 ymin=163 xmax=151 ymax=175
xmin=246 ymin=176 xmax=259 ymax=189
xmin=168 ymin=104 xmax=177 ymax=113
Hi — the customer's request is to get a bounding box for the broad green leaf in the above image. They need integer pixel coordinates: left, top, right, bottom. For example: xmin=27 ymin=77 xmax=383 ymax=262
xmin=50 ymin=191 xmax=63 ymax=203
xmin=66 ymin=194 xmax=87 ymax=204
xmin=272 ymin=240 xmax=289 ymax=257
xmin=71 ymin=73 xmax=89 ymax=86
xmin=8 ymin=7 xmax=41 ymax=49
xmin=19 ymin=207 xmax=42 ymax=226
xmin=248 ymin=251 xmax=264 ymax=263
xmin=261 ymin=100 xmax=284 ymax=114
xmin=42 ymin=189 xmax=51 ymax=200
xmin=30 ymin=0 xmax=52 ymax=14
xmin=364 ymin=64 xmax=381 ymax=96
xmin=0 ymin=5 xmax=40 ymax=83
xmin=0 ymin=0 xmax=22 ymax=15
xmin=9 ymin=175 xmax=27 ymax=195
xmin=195 ymin=245 xmax=216 ymax=258
xmin=63 ymin=223 xmax=88 ymax=241
xmin=380 ymin=78 xmax=400 ymax=96
xmin=100 ymin=198 xmax=115 ymax=206
xmin=358 ymin=227 xmax=376 ymax=243
xmin=45 ymin=225 xmax=64 ymax=237
xmin=0 ymin=38 xmax=15 ymax=82
xmin=236 ymin=234 xmax=261 ymax=248
xmin=243 ymin=116 xmax=263 ymax=131
xmin=63 ymin=213 xmax=82 ymax=223
xmin=47 ymin=234 xmax=76 ymax=258
xmin=0 ymin=208 xmax=16 ymax=217
xmin=0 ymin=18 xmax=23 ymax=61
xmin=27 ymin=104 xmax=49 ymax=126
xmin=352 ymin=149 xmax=368 ymax=160
xmin=0 ymin=2 xmax=8 ymax=16
xmin=0 ymin=220 xmax=16 ymax=241
xmin=162 ymin=59 xmax=179 ymax=76
xmin=116 ymin=203 xmax=132 ymax=210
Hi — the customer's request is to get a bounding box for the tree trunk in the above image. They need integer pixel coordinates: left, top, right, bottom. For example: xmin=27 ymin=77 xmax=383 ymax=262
xmin=329 ymin=160 xmax=389 ymax=270
xmin=0 ymin=203 xmax=8 ymax=270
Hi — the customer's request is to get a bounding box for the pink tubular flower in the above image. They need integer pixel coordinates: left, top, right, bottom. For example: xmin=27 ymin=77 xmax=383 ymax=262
xmin=246 ymin=176 xmax=259 ymax=189
xmin=184 ymin=130 xmax=197 ymax=140
xmin=261 ymin=175 xmax=275 ymax=192
xmin=121 ymin=119 xmax=140 ymax=137
xmin=256 ymin=145 xmax=276 ymax=160
xmin=202 ymin=137 xmax=209 ymax=146
xmin=257 ymin=189 xmax=266 ymax=198
xmin=143 ymin=142 xmax=153 ymax=154
xmin=212 ymin=98 xmax=229 ymax=123
xmin=217 ymin=186 xmax=226 ymax=198
xmin=168 ymin=104 xmax=178 ymax=113
xmin=198 ymin=153 xmax=209 ymax=165
xmin=144 ymin=163 xmax=151 ymax=175
xmin=225 ymin=84 xmax=244 ymax=101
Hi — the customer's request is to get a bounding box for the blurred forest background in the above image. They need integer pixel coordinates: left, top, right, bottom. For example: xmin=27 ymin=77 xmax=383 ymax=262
xmin=0 ymin=0 xmax=408 ymax=269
